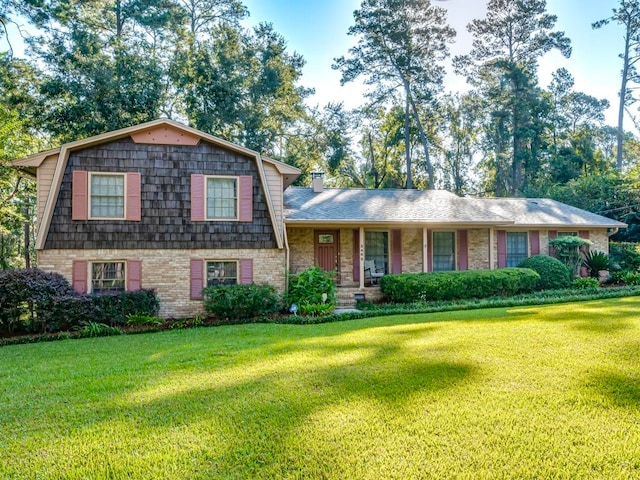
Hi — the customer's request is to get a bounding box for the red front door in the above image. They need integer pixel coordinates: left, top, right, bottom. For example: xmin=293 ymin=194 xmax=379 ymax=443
xmin=315 ymin=230 xmax=340 ymax=282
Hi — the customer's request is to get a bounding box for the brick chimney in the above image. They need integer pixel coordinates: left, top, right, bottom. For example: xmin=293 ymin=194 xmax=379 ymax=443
xmin=311 ymin=172 xmax=324 ymax=193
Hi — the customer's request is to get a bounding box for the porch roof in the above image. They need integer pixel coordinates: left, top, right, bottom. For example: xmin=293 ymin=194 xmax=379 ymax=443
xmin=283 ymin=187 xmax=513 ymax=225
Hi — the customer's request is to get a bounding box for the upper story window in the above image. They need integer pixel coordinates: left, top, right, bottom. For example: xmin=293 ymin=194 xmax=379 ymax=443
xmin=506 ymin=232 xmax=528 ymax=267
xmin=72 ymin=171 xmax=140 ymax=222
xmin=433 ymin=231 xmax=456 ymax=271
xmin=90 ymin=173 xmax=125 ymax=219
xmin=207 ymin=176 xmax=237 ymax=219
xmin=191 ymin=174 xmax=252 ymax=222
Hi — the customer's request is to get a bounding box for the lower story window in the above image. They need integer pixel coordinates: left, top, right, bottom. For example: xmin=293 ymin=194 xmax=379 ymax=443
xmin=207 ymin=261 xmax=238 ymax=286
xmin=433 ymin=231 xmax=455 ymax=271
xmin=92 ymin=262 xmax=125 ymax=293
xmin=365 ymin=231 xmax=389 ymax=274
xmin=507 ymin=232 xmax=528 ymax=267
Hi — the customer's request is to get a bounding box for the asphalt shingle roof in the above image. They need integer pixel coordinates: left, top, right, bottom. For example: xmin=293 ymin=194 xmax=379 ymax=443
xmin=477 ymin=198 xmax=626 ymax=228
xmin=283 ymin=187 xmax=626 ymax=228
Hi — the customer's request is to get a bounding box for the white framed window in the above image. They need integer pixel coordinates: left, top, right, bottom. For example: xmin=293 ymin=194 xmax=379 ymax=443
xmin=206 ymin=176 xmax=238 ymax=219
xmin=433 ymin=231 xmax=456 ymax=271
xmin=506 ymin=232 xmax=528 ymax=267
xmin=90 ymin=173 xmax=125 ymax=219
xmin=91 ymin=261 xmax=125 ymax=293
xmin=558 ymin=231 xmax=577 ymax=237
xmin=365 ymin=231 xmax=389 ymax=274
xmin=206 ymin=260 xmax=238 ymax=286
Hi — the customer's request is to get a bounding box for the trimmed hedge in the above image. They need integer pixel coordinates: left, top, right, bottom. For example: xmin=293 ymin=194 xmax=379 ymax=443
xmin=203 ymin=283 xmax=281 ymax=320
xmin=0 ymin=268 xmax=160 ymax=336
xmin=379 ymin=268 xmax=540 ymax=303
xmin=0 ymin=268 xmax=74 ymax=335
xmin=46 ymin=289 xmax=160 ymax=330
xmin=517 ymin=255 xmax=572 ymax=290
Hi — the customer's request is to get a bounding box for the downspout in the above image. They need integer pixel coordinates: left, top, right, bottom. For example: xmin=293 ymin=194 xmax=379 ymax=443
xmin=607 ymin=227 xmax=619 ymax=237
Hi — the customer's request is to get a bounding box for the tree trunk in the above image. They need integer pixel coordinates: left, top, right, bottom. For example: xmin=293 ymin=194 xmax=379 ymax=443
xmin=402 ymin=79 xmax=435 ymax=189
xmin=617 ymin=23 xmax=631 ymax=170
xmin=404 ymin=93 xmax=412 ymax=189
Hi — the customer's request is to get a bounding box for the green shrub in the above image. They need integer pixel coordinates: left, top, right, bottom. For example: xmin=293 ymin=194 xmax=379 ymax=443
xmin=0 ymin=268 xmax=74 ymax=335
xmin=203 ymin=283 xmax=281 ymax=321
xmin=126 ymin=313 xmax=164 ymax=326
xmin=582 ymin=251 xmax=610 ymax=278
xmin=518 ymin=255 xmax=572 ymax=290
xmin=44 ymin=289 xmax=160 ymax=332
xmin=285 ymin=266 xmax=337 ymax=314
xmin=77 ymin=322 xmax=123 ymax=338
xmin=549 ymin=236 xmax=591 ymax=276
xmin=379 ymin=268 xmax=539 ymax=303
xmin=609 ymin=242 xmax=640 ymax=274
xmin=622 ymin=271 xmax=640 ymax=285
xmin=93 ymin=289 xmax=160 ymax=326
xmin=572 ymin=277 xmax=600 ymax=289
xmin=298 ymin=303 xmax=335 ymax=316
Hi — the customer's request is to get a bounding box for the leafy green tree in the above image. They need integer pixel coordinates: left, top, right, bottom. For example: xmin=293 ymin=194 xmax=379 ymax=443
xmin=433 ymin=93 xmax=482 ymax=195
xmin=334 ymin=0 xmax=455 ymax=189
xmin=593 ymin=0 xmax=640 ymax=169
xmin=0 ymin=53 xmax=43 ymax=269
xmin=455 ymin=0 xmax=571 ymax=196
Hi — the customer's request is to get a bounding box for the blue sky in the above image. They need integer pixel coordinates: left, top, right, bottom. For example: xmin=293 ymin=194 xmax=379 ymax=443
xmin=242 ymin=0 xmax=628 ymax=127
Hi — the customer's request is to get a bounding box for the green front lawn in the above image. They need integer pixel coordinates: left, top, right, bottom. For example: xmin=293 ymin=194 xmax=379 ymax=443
xmin=1 ymin=297 xmax=640 ymax=479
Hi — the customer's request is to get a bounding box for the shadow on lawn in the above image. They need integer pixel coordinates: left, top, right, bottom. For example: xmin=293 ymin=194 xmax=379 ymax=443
xmin=16 ymin=322 xmax=477 ymax=477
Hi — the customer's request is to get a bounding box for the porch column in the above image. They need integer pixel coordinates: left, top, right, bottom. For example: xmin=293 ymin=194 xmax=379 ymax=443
xmin=359 ymin=226 xmax=365 ymax=289
xmin=423 ymin=227 xmax=429 ymax=272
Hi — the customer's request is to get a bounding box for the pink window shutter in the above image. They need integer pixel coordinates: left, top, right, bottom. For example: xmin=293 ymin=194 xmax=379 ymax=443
xmin=529 ymin=230 xmax=540 ymax=255
xmin=427 ymin=229 xmax=433 ymax=272
xmin=239 ymin=259 xmax=253 ymax=284
xmin=126 ymin=173 xmax=141 ymax=221
xmin=191 ymin=174 xmax=205 ymax=222
xmin=457 ymin=230 xmax=468 ymax=271
xmin=391 ymin=229 xmax=402 ymax=274
xmin=72 ymin=260 xmax=88 ymax=294
xmin=548 ymin=230 xmax=558 ymax=256
xmin=72 ymin=171 xmax=88 ymax=220
xmin=127 ymin=260 xmax=142 ymax=291
xmin=190 ymin=259 xmax=204 ymax=300
xmin=239 ymin=176 xmax=253 ymax=222
xmin=497 ymin=230 xmax=507 ymax=268
xmin=579 ymin=230 xmax=590 ymax=254
xmin=352 ymin=229 xmax=360 ymax=281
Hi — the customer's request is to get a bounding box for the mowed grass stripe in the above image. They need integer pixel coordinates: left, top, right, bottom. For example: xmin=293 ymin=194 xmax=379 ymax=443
xmin=1 ymin=297 xmax=639 ymax=479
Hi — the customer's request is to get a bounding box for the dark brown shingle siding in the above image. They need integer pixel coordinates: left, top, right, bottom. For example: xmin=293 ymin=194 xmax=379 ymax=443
xmin=45 ymin=137 xmax=277 ymax=249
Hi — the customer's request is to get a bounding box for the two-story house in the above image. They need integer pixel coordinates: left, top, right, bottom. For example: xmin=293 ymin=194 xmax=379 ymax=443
xmin=13 ymin=119 xmax=626 ymax=317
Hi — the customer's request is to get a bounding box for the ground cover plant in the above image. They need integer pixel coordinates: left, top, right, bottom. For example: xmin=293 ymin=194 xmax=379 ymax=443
xmin=1 ymin=297 xmax=640 ymax=479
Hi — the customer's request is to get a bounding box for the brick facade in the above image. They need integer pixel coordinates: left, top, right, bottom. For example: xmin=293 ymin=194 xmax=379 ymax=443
xmin=287 ymin=226 xmax=613 ymax=289
xmin=38 ymin=248 xmax=287 ymax=318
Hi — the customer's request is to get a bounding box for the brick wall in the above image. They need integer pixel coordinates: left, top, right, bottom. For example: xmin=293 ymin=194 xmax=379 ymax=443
xmin=402 ymin=228 xmax=424 ymax=273
xmin=38 ymin=248 xmax=287 ymax=318
xmin=287 ymin=227 xmax=314 ymax=274
xmin=468 ymin=228 xmax=490 ymax=270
